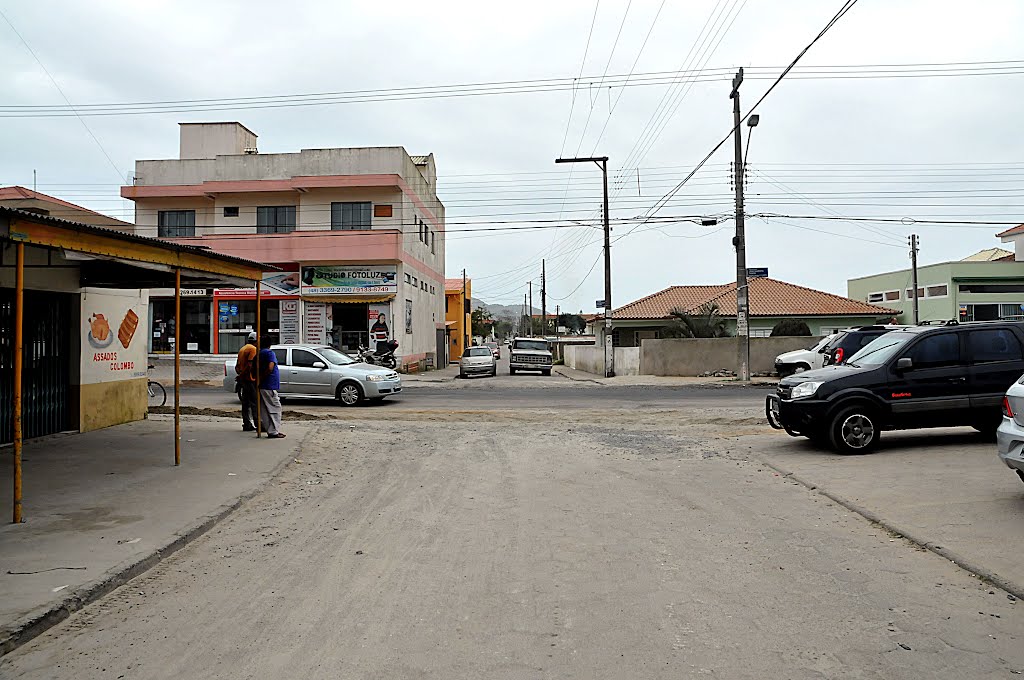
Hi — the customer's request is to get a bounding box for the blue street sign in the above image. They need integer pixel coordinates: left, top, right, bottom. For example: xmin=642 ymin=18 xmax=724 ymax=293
xmin=596 ymin=300 xmax=606 ymax=309
xmin=746 ymin=267 xmax=769 ymax=279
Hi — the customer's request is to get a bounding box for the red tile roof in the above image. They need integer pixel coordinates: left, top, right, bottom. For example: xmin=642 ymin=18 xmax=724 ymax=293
xmin=0 ymin=186 xmax=133 ymax=226
xmin=444 ymin=278 xmax=466 ymax=291
xmin=997 ymin=224 xmax=1024 ymax=238
xmin=613 ymin=278 xmax=899 ymax=320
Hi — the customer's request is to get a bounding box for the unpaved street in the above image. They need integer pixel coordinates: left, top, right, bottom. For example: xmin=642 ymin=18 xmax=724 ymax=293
xmin=3 ymin=406 xmax=1022 ymax=678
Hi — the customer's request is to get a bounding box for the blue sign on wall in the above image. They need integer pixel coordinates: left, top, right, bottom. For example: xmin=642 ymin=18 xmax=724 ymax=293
xmin=746 ymin=267 xmax=769 ymax=279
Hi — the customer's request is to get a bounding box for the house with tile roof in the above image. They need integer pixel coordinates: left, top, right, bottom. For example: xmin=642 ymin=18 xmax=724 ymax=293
xmin=849 ymin=245 xmax=1024 ymax=324
xmin=608 ymin=278 xmax=896 ymax=347
xmin=0 ymin=186 xmax=134 ymax=231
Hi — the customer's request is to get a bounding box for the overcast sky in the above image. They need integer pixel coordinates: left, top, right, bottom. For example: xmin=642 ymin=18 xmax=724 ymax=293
xmin=2 ymin=0 xmax=1022 ymax=312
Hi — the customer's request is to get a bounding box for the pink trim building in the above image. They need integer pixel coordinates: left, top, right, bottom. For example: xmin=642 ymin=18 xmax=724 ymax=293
xmin=121 ymin=123 xmax=446 ymax=366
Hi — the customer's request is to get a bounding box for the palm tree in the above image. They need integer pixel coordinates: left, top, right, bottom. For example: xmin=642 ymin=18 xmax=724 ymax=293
xmin=661 ymin=302 xmax=731 ymax=338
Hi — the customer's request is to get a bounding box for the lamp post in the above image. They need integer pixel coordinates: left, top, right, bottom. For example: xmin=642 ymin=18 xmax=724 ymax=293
xmin=555 ymin=155 xmax=613 ymax=377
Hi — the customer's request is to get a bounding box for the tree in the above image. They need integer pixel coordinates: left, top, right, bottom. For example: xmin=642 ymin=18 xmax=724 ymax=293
xmin=770 ymin=319 xmax=811 ymax=337
xmin=558 ymin=313 xmax=587 ymax=335
xmin=493 ymin=320 xmax=513 ymax=340
xmin=661 ymin=303 xmax=731 ymax=338
xmin=471 ymin=307 xmax=494 ymax=337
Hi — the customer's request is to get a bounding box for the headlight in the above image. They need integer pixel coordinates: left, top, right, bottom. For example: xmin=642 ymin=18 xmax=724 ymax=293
xmin=790 ymin=381 xmax=824 ymax=399
xmin=366 ymin=374 xmax=387 ymax=382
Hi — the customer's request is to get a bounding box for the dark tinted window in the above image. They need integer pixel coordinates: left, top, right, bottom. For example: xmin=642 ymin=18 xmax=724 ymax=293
xmin=968 ymin=329 xmax=1023 ymax=363
xmin=257 ymin=206 xmax=296 ymax=234
xmin=906 ymin=333 xmax=961 ymax=369
xmin=273 ymin=348 xmax=288 ymax=366
xmin=291 ymin=349 xmax=322 ymax=367
xmin=464 ymin=347 xmax=492 ymax=357
xmin=331 ymin=202 xmax=372 ymax=230
xmin=157 ymin=210 xmax=196 ymax=237
xmin=856 ymin=332 xmax=883 ymax=348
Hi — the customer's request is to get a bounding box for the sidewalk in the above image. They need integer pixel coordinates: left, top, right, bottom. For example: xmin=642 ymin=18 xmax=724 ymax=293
xmin=0 ymin=415 xmax=307 ymax=655
xmin=554 ymin=364 xmax=779 ymax=387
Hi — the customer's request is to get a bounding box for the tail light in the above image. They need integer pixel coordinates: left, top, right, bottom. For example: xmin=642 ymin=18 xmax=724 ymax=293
xmin=1003 ymin=396 xmax=1014 ymax=418
xmin=224 ymin=364 xmax=228 ymax=376
xmin=834 ymin=348 xmax=845 ymax=364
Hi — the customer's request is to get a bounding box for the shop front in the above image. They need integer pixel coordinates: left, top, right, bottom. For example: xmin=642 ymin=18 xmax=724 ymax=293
xmin=213 ymin=269 xmax=302 ymax=354
xmin=150 ymin=288 xmax=211 ymax=353
xmin=300 ymin=265 xmax=397 ymax=354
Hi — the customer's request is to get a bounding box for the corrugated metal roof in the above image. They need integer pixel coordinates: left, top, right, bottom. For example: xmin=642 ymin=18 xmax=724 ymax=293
xmin=613 ymin=278 xmax=899 ymax=319
xmin=0 ymin=207 xmax=277 ymax=272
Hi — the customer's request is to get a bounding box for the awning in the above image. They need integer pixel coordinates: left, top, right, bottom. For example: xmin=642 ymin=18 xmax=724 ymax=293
xmin=445 ymin=320 xmax=458 ymax=326
xmin=300 ymin=295 xmax=394 ymax=304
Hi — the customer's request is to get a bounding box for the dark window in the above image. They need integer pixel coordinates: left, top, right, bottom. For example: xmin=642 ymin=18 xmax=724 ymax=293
xmin=331 ymin=202 xmax=371 ymax=230
xmin=273 ymin=348 xmax=288 ymax=366
xmin=223 ymin=206 xmax=239 ymax=217
xmin=858 ymin=333 xmax=882 ymax=348
xmin=959 ymin=283 xmax=1024 ymax=294
xmin=906 ymin=333 xmax=961 ymax=369
xmin=968 ymin=329 xmax=1023 ymax=363
xmin=157 ymin=210 xmax=196 ymax=237
xmin=257 ymin=206 xmax=296 ymax=234
xmin=431 ymin=230 xmax=435 ymax=254
xmin=291 ymin=349 xmax=322 ymax=368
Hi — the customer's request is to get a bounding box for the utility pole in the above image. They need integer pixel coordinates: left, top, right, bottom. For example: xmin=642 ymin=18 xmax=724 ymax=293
xmin=522 ymin=293 xmax=527 ymax=336
xmin=555 ymin=304 xmax=561 ymax=363
xmin=541 ymin=259 xmax=547 ymax=339
xmin=909 ymin=234 xmax=920 ymax=324
xmin=528 ymin=280 xmax=534 ymax=337
xmin=730 ymin=68 xmax=750 ymax=382
xmin=554 ymin=155 xmax=613 ymax=377
xmin=462 ymin=268 xmax=468 ymax=351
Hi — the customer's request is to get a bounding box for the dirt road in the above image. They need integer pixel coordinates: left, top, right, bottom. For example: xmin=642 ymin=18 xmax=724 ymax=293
xmin=3 ymin=407 xmax=1022 ymax=678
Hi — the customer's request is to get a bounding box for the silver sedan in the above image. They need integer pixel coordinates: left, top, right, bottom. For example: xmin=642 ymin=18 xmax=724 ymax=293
xmin=459 ymin=346 xmax=497 ymax=378
xmin=996 ymin=377 xmax=1024 ymax=485
xmin=224 ymin=344 xmax=402 ymax=406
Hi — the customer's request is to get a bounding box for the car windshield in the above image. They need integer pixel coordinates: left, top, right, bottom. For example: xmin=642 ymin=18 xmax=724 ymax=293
xmin=810 ymin=335 xmax=834 ymax=351
xmin=846 ymin=332 xmax=915 ymax=366
xmin=318 ymin=347 xmax=357 ymax=365
xmin=485 ymin=343 xmax=497 ymax=348
xmin=513 ymin=340 xmax=549 ymax=351
xmin=465 ymin=347 xmax=492 ymax=357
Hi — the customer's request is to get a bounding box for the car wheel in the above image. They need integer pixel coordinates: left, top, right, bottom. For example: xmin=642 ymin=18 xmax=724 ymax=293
xmin=459 ymin=371 xmax=466 ymax=379
xmin=336 ymin=382 xmax=363 ymax=407
xmin=510 ymin=368 xmax=516 ymax=375
xmin=542 ymin=369 xmax=551 ymax=376
xmin=829 ymin=405 xmax=880 ymax=455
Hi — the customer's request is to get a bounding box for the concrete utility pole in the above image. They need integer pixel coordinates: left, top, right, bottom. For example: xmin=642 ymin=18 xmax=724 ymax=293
xmin=528 ymin=280 xmax=534 ymax=337
xmin=541 ymin=259 xmax=547 ymax=339
xmin=462 ymin=268 xmax=468 ymax=350
xmin=555 ymin=155 xmax=614 ymax=377
xmin=730 ymin=68 xmax=750 ymax=382
xmin=909 ymin=234 xmax=920 ymax=324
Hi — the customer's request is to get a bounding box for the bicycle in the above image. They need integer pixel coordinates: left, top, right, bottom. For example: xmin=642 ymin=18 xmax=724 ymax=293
xmin=147 ymin=364 xmax=167 ymax=408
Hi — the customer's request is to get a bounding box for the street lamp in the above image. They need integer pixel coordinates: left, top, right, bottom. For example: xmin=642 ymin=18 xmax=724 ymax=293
xmin=555 ymin=155 xmax=614 ymax=377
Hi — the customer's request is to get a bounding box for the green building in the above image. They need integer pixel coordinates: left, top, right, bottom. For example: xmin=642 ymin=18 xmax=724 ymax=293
xmin=847 ymin=248 xmax=1024 ymax=323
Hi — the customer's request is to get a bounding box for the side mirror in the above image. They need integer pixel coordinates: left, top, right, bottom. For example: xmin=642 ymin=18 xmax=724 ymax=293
xmin=895 ymin=357 xmax=913 ymax=372
xmin=312 ymin=361 xmax=327 ymax=369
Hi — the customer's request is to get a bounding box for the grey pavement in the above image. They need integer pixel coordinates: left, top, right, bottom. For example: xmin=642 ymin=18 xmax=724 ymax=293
xmin=3 ymin=413 xmax=1022 ymax=678
xmin=756 ymin=426 xmax=1024 ymax=598
xmin=0 ymin=415 xmax=306 ymax=654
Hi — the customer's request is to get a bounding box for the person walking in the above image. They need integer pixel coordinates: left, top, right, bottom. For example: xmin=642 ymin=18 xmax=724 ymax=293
xmin=258 ymin=335 xmax=286 ymax=439
xmin=235 ymin=331 xmax=259 ymax=432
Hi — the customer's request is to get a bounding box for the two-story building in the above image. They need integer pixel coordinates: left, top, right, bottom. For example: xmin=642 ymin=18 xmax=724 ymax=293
xmin=444 ymin=277 xmax=472 ymax=361
xmin=121 ymin=123 xmax=446 ymax=368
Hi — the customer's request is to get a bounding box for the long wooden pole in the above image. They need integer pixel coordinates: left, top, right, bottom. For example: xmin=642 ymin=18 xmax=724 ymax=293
xmin=174 ymin=268 xmax=181 ymax=466
xmin=12 ymin=243 xmax=24 ymax=523
xmin=255 ymin=280 xmax=261 ymax=439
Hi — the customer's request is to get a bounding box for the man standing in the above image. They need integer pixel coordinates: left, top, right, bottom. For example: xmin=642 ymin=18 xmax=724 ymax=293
xmin=235 ymin=331 xmax=258 ymax=432
xmin=258 ymin=335 xmax=286 ymax=439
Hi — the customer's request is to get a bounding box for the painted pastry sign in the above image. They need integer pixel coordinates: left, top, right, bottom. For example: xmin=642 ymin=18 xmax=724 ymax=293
xmin=81 ymin=290 xmax=148 ymax=383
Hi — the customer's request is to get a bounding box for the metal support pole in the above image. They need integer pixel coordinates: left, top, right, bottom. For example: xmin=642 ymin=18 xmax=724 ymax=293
xmin=909 ymin=234 xmax=920 ymax=324
xmin=462 ymin=268 xmax=467 ymax=352
xmin=731 ymin=68 xmax=750 ymax=382
xmin=12 ymin=243 xmax=24 ymax=523
xmin=174 ymin=268 xmax=181 ymax=466
xmin=255 ymin=280 xmax=262 ymax=438
xmin=541 ymin=259 xmax=547 ymax=338
xmin=528 ymin=281 xmax=533 ymax=337
xmin=601 ymin=158 xmax=614 ymax=378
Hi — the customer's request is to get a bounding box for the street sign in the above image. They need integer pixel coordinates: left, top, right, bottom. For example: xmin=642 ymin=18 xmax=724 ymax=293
xmin=746 ymin=267 xmax=769 ymax=279
xmin=596 ymin=300 xmax=606 ymax=309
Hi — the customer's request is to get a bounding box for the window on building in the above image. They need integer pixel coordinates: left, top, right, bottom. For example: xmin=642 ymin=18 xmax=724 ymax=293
xmin=906 ymin=287 xmax=924 ymax=300
xmin=925 ymin=284 xmax=948 ymax=298
xmin=157 ymin=210 xmax=196 ymax=237
xmin=331 ymin=202 xmax=371 ymax=230
xmin=411 ymin=276 xmax=418 ymax=286
xmin=959 ymin=283 xmax=1024 ymax=294
xmin=404 ymin=273 xmax=411 ymax=284
xmin=431 ymin=230 xmax=435 ymax=254
xmin=907 ymin=333 xmax=962 ymax=369
xmin=867 ymin=290 xmax=900 ymax=304
xmin=969 ymin=329 xmax=1023 ymax=363
xmin=223 ymin=206 xmax=239 ymax=218
xmin=256 ymin=206 xmax=296 ymax=234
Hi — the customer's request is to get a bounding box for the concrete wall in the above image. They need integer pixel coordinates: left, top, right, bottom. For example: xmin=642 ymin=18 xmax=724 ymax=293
xmin=179 ymin=122 xmax=257 ymax=159
xmin=80 ymin=379 xmax=147 ymax=433
xmin=640 ymin=336 xmax=823 ymax=376
xmin=564 ymin=346 xmax=640 ymax=376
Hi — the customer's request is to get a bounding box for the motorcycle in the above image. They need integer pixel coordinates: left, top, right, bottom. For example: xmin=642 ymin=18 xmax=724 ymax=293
xmin=358 ymin=339 xmax=399 ymax=369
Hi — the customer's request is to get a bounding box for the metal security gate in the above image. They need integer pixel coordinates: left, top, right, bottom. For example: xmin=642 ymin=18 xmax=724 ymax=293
xmin=0 ymin=289 xmax=73 ymax=444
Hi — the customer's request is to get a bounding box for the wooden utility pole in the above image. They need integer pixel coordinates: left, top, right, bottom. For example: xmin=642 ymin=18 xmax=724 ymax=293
xmin=528 ymin=280 xmax=534 ymax=337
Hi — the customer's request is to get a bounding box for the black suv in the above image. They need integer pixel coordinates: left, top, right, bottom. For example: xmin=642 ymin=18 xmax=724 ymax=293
xmin=821 ymin=325 xmax=909 ymax=366
xmin=767 ymin=321 xmax=1024 ymax=454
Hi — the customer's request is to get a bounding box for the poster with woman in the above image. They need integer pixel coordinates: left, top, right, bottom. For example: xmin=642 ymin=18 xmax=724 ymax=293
xmin=368 ymin=303 xmax=391 ymax=352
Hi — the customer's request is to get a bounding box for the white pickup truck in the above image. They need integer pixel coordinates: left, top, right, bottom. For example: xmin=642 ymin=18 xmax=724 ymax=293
xmin=773 ymin=334 xmax=837 ymax=377
xmin=509 ymin=337 xmax=553 ymax=376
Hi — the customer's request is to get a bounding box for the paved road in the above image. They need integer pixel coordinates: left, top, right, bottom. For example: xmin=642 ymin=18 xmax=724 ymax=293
xmin=4 ymin=408 xmax=1022 ymax=678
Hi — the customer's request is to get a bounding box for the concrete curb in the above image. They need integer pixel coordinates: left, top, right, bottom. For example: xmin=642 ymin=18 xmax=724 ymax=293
xmin=0 ymin=425 xmax=312 ymax=658
xmin=757 ymin=457 xmax=1024 ymax=602
xmin=552 ymin=366 xmax=603 ymax=385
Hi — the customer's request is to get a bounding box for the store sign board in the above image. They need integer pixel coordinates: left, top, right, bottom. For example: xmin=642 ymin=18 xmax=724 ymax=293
xmin=303 ymin=301 xmax=329 ymax=345
xmin=179 ymin=288 xmax=208 ymax=297
xmin=280 ymin=299 xmax=300 ymax=344
xmin=214 ymin=272 xmax=301 ymax=298
xmin=300 ymin=266 xmax=398 ymax=295
xmin=81 ymin=289 xmax=148 ymax=384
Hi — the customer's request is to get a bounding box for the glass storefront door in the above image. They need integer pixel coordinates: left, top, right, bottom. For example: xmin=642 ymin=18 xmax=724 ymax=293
xmin=150 ymin=298 xmax=212 ymax=353
xmin=329 ymin=303 xmax=369 ymax=353
xmin=217 ymin=299 xmax=281 ymax=354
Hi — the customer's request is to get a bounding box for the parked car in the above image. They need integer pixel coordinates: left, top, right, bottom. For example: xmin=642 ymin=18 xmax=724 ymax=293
xmin=485 ymin=341 xmax=500 ymax=359
xmin=223 ymin=344 xmax=401 ymax=406
xmin=774 ymin=334 xmax=838 ymax=377
xmin=821 ymin=325 xmax=910 ymax=366
xmin=996 ymin=378 xmax=1024 ymax=486
xmin=767 ymin=321 xmax=1024 ymax=454
xmin=509 ymin=337 xmax=553 ymax=375
xmin=460 ymin=346 xmax=497 ymax=378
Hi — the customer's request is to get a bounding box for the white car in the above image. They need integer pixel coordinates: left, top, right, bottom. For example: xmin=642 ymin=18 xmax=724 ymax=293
xmin=774 ymin=334 xmax=838 ymax=377
xmin=996 ymin=378 xmax=1024 ymax=486
xmin=460 ymin=346 xmax=497 ymax=378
